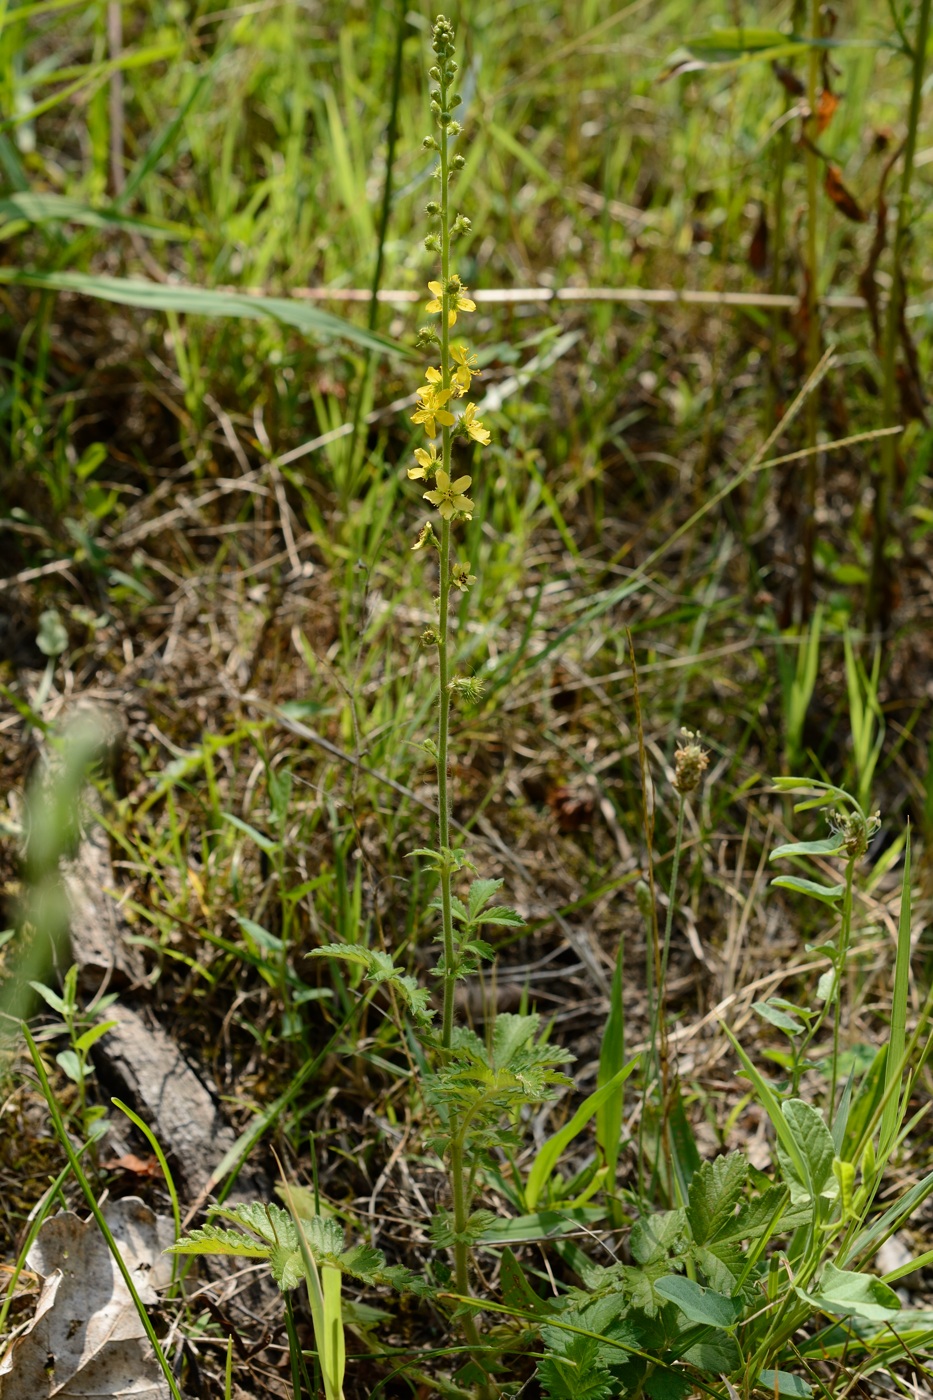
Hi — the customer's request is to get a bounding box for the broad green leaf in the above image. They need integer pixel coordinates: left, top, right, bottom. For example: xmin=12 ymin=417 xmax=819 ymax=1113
xmin=500 ymin=1246 xmax=553 ymax=1316
xmin=55 ymin=1049 xmax=81 ymax=1082
xmin=758 ymin=1370 xmax=813 ymax=1398
xmin=0 ymin=269 xmax=414 ymax=359
xmin=770 ymin=836 xmax=847 ymax=860
xmin=681 ymin=1332 xmax=742 ymax=1372
xmin=754 ymin=1000 xmax=804 ymax=1035
xmin=471 ymin=1207 xmax=606 ymax=1244
xmin=73 ymin=1019 xmax=117 ymax=1053
xmin=525 ymin=1058 xmax=639 ymax=1209
xmin=687 ymin=1152 xmax=748 ymax=1245
xmin=653 ymin=1275 xmax=739 ymax=1328
xmin=803 ymin=1261 xmax=900 ymax=1322
xmin=28 ymin=981 xmax=67 ymax=1015
xmin=776 ymin=1099 xmax=835 ymax=1206
xmin=771 ymin=875 xmax=846 ymax=905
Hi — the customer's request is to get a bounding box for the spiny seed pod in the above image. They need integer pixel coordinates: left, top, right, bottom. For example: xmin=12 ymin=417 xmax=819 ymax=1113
xmin=673 ymin=728 xmax=709 ymax=795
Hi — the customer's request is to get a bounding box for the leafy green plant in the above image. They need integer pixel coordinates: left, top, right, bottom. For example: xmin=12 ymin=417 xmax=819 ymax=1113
xmin=28 ymin=963 xmax=117 ymax=1141
xmin=167 ymin=1198 xmax=424 ymax=1400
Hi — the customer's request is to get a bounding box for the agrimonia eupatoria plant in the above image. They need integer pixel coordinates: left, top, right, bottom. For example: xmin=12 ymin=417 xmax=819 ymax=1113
xmin=406 ymin=15 xmax=574 ymax=1367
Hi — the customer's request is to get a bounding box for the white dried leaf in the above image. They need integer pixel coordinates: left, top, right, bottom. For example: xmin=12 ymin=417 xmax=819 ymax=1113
xmin=0 ymin=1197 xmax=173 ymax=1399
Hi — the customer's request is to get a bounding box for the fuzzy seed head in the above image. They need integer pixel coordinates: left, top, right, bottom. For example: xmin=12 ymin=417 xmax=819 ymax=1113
xmin=673 ymin=728 xmax=709 ymax=795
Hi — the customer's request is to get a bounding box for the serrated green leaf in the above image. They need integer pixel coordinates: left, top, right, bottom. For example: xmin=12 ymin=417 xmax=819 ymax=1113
xmin=537 ymin=1336 xmax=614 ymax=1400
xmin=269 ymin=1242 xmax=304 ymax=1291
xmin=631 ymin=1209 xmax=689 ymax=1265
xmin=339 ymin=1244 xmax=386 ymax=1282
xmin=475 ymin=906 xmax=525 ymax=927
xmin=492 ymin=1012 xmax=541 ymax=1068
xmin=687 ymin=1153 xmax=748 ymax=1245
xmin=165 ymin=1225 xmax=270 ymax=1258
xmin=214 ymin=1201 xmax=297 ymax=1247
xmin=299 ymin=1214 xmax=346 ymax=1258
xmin=771 ymin=875 xmax=845 ymax=905
xmin=653 ymin=1275 xmax=740 ymax=1328
xmin=467 ymin=878 xmax=503 ymax=919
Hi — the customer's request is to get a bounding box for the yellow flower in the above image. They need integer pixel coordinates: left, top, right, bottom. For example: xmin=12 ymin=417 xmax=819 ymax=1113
xmin=408 ymin=443 xmax=440 ymax=480
xmin=450 ymin=343 xmax=479 ymax=393
xmin=425 ymin=277 xmax=477 ymax=328
xmin=460 ymin=402 xmax=490 ymax=446
xmin=411 ymin=382 xmax=455 ymax=439
xmin=424 ymin=470 xmax=474 ymax=520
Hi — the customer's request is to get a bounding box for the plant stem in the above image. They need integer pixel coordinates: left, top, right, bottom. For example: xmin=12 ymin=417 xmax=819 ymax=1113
xmin=868 ymin=0 xmax=932 ymax=626
xmin=437 ymin=63 xmax=456 ymax=1053
xmin=830 ymin=858 xmax=856 ymax=1118
xmin=800 ymin=0 xmax=821 ymax=620
xmin=450 ymin=1135 xmax=482 ymax=1353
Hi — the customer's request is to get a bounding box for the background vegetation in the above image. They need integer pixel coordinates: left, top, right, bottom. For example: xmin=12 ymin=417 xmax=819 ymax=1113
xmin=2 ymin=0 xmax=933 ymax=1397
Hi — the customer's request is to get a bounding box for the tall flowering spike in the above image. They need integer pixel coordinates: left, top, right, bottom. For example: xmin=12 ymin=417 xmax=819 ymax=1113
xmin=407 ymin=14 xmax=489 ymax=543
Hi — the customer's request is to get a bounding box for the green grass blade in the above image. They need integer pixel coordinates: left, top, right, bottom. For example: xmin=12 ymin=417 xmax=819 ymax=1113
xmin=880 ymin=833 xmax=911 ymax=1158
xmin=525 ymin=1058 xmax=639 ymax=1209
xmin=0 ymin=270 xmax=415 ymax=358
xmin=23 ymin=1027 xmax=184 ymax=1400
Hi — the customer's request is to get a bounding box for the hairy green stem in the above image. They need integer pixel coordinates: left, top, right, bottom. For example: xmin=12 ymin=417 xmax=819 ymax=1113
xmin=868 ymin=0 xmax=932 ymax=624
xmin=437 ymin=63 xmax=456 ymax=1054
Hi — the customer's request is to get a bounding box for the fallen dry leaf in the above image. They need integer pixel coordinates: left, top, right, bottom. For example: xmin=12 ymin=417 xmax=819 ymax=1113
xmin=0 ymin=1198 xmax=174 ymax=1400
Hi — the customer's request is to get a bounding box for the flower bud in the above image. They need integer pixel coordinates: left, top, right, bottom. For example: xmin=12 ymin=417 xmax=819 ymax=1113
xmin=452 ymin=153 xmax=466 ymax=169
